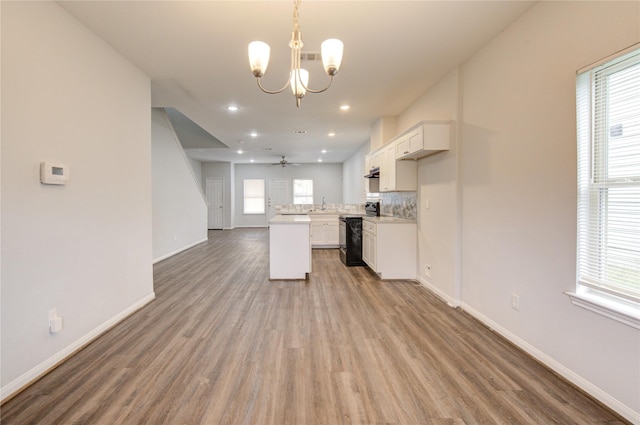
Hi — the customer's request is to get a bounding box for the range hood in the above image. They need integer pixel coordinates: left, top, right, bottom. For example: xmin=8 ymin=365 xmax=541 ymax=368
xmin=364 ymin=167 xmax=380 ymax=178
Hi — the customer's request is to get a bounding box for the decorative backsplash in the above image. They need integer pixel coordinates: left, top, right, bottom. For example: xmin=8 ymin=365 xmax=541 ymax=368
xmin=380 ymin=192 xmax=417 ymax=220
xmin=275 ymin=203 xmax=365 ymax=214
xmin=275 ymin=194 xmax=417 ymax=220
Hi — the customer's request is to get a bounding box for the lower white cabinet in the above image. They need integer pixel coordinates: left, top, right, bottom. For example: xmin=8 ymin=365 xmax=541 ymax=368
xmin=269 ymin=216 xmax=311 ymax=280
xmin=310 ymin=215 xmax=339 ymax=248
xmin=362 ymin=220 xmax=377 ymax=270
xmin=362 ymin=219 xmax=416 ymax=279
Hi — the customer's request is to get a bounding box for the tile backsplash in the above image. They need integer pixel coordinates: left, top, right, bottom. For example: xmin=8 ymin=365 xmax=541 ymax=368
xmin=380 ymin=192 xmax=417 ymax=220
xmin=275 ymin=193 xmax=417 ymax=220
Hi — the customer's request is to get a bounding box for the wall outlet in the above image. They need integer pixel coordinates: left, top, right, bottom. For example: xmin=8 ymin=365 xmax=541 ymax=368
xmin=425 ymin=264 xmax=432 ymax=278
xmin=511 ymin=293 xmax=520 ymax=311
xmin=48 ymin=308 xmax=63 ymax=333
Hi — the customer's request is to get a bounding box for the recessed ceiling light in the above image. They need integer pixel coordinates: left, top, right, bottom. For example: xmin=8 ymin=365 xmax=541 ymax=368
xmin=226 ymin=105 xmax=239 ymax=112
xmin=250 ymin=159 xmax=255 ymax=162
xmin=328 ymin=132 xmax=336 ymax=137
xmin=318 ymin=158 xmax=323 ymax=162
xmin=339 ymin=105 xmax=350 ymax=111
xmin=321 ymin=149 xmax=327 ymax=153
xmin=237 ymin=149 xmax=243 ymax=154
xmin=250 ymin=131 xmax=258 ymax=137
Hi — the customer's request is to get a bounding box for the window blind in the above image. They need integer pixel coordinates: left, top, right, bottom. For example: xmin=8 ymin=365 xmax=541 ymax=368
xmin=243 ymin=179 xmax=265 ymax=214
xmin=293 ymin=179 xmax=313 ymax=204
xmin=576 ymin=47 xmax=640 ymax=303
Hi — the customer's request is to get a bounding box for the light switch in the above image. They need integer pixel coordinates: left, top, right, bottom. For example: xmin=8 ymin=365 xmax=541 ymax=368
xmin=425 ymin=199 xmax=430 ymax=209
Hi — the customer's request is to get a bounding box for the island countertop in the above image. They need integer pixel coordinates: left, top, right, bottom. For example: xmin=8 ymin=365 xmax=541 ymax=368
xmin=269 ymin=214 xmax=312 ymax=224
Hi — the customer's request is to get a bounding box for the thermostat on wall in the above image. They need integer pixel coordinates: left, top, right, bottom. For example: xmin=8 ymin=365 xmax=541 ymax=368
xmin=40 ymin=161 xmax=69 ymax=185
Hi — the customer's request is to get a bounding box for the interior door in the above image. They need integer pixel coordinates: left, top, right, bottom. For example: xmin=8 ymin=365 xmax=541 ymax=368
xmin=267 ymin=179 xmax=291 ymax=220
xmin=206 ymin=177 xmax=224 ymax=230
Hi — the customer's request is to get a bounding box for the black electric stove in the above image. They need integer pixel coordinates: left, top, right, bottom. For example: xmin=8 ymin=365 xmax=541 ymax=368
xmin=338 ymin=201 xmax=379 ymax=266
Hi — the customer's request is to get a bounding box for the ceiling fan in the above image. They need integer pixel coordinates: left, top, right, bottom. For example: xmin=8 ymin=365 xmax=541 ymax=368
xmin=270 ymin=155 xmax=301 ymax=167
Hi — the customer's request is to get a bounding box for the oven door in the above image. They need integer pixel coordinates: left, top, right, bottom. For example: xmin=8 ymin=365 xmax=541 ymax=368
xmin=339 ymin=217 xmax=347 ymax=251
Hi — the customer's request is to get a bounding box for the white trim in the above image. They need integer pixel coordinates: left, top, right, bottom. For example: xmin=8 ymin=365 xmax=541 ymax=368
xmin=460 ymin=301 xmax=640 ymax=424
xmin=1 ymin=292 xmax=156 ymax=402
xmin=565 ymin=291 xmax=640 ymax=330
xmin=416 ymin=277 xmax=460 ymax=308
xmin=152 ymin=237 xmax=208 ymax=264
xmin=577 ymin=41 xmax=640 ymax=74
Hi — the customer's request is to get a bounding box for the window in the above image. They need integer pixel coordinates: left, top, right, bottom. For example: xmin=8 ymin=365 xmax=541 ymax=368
xmin=571 ymin=45 xmax=640 ymax=328
xmin=293 ymin=179 xmax=313 ymax=204
xmin=243 ymin=179 xmax=265 ymax=214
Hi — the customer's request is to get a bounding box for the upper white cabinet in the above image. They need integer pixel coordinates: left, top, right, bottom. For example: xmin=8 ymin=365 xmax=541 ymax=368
xmin=396 ymin=121 xmax=452 ymax=160
xmin=380 ymin=141 xmax=416 ymax=192
xmin=364 ymin=120 xmax=453 ymax=192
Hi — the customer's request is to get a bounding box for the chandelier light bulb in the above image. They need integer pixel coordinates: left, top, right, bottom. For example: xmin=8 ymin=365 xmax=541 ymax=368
xmin=321 ymin=39 xmax=343 ymax=76
xmin=290 ymin=69 xmax=309 ymax=97
xmin=248 ymin=41 xmax=270 ymax=77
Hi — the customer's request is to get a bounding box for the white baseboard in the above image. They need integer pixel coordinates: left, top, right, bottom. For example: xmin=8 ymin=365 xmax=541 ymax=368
xmin=0 ymin=292 xmax=156 ymax=402
xmin=459 ymin=301 xmax=639 ymax=424
xmin=416 ymin=276 xmax=460 ymax=308
xmin=152 ymin=237 xmax=208 ymax=264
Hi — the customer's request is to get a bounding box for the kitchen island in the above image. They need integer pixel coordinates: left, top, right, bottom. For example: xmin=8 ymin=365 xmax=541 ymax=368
xmin=269 ymin=214 xmax=312 ymax=280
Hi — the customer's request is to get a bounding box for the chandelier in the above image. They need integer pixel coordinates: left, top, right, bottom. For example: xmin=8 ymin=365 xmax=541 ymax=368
xmin=248 ymin=0 xmax=344 ymax=107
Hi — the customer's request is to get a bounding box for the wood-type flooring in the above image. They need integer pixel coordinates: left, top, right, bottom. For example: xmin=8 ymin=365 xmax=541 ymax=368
xmin=1 ymin=228 xmax=629 ymax=424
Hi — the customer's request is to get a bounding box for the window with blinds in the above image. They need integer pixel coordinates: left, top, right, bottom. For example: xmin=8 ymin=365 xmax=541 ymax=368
xmin=243 ymin=179 xmax=265 ymax=214
xmin=576 ymin=46 xmax=640 ymax=305
xmin=293 ymin=179 xmax=313 ymax=204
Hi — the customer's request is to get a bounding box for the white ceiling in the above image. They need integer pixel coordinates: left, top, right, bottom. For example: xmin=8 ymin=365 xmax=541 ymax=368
xmin=59 ymin=0 xmax=535 ymax=165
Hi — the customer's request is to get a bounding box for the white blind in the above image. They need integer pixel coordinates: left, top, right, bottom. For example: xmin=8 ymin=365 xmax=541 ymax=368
xmin=243 ymin=179 xmax=265 ymax=214
xmin=576 ymin=47 xmax=640 ymax=302
xmin=293 ymin=179 xmax=313 ymax=204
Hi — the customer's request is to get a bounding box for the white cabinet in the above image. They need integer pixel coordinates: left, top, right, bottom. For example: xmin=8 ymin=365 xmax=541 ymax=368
xmin=364 ymin=153 xmax=380 ymax=193
xmin=379 ymin=142 xmax=416 ymax=192
xmin=310 ymin=215 xmax=339 ymax=248
xmin=362 ymin=220 xmax=377 ymax=270
xmin=396 ymin=121 xmax=451 ymax=160
xmin=365 ymin=121 xmax=453 ymax=194
xmin=269 ymin=216 xmax=311 ymax=280
xmin=362 ymin=219 xmax=416 ymax=279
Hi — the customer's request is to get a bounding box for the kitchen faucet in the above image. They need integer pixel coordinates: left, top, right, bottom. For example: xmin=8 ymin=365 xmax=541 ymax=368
xmin=322 ymin=196 xmax=326 ymax=210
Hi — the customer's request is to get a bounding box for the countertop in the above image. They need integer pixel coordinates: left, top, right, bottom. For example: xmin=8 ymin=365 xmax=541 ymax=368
xmin=278 ymin=210 xmax=363 ymax=216
xmin=363 ymin=216 xmax=416 ymax=224
xmin=269 ymin=214 xmax=312 ymax=224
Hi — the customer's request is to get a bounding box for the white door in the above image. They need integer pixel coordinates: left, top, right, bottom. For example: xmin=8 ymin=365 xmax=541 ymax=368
xmin=206 ymin=178 xmax=224 ymax=229
xmin=267 ymin=179 xmax=291 ymax=220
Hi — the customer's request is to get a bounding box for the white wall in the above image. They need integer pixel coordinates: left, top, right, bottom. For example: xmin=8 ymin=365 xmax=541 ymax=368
xmin=398 ymin=69 xmax=461 ymax=304
xmin=188 ymin=157 xmax=203 ymax=187
xmin=1 ymin=1 xmax=154 ymax=400
xmin=458 ymin=1 xmax=638 ymax=420
xmin=233 ymin=163 xmax=343 ymax=227
xmin=368 ymin=2 xmax=640 ymax=421
xmin=342 ymin=141 xmax=369 ymax=204
xmin=151 ymin=109 xmax=208 ymax=262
